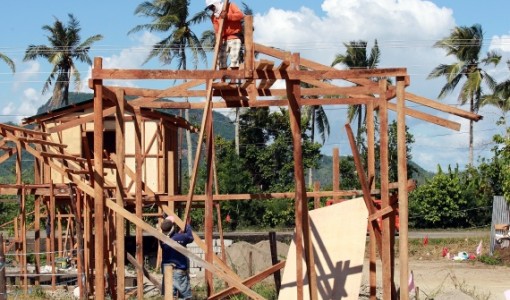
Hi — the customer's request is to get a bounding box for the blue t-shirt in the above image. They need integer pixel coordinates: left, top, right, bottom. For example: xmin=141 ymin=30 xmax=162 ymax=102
xmin=160 ymin=224 xmax=194 ymax=270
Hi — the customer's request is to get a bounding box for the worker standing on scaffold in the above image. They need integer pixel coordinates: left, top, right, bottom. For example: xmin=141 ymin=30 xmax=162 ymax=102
xmin=205 ymin=0 xmax=245 ymax=70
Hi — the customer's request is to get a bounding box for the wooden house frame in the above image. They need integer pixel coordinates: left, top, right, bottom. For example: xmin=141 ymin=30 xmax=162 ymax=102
xmin=0 ymin=3 xmax=481 ymax=299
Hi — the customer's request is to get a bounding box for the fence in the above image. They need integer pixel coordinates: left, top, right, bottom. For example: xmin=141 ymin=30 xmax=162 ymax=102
xmin=490 ymin=196 xmax=510 ymax=254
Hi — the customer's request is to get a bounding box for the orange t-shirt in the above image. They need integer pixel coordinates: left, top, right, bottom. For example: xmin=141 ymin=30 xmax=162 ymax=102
xmin=211 ymin=2 xmax=244 ymax=40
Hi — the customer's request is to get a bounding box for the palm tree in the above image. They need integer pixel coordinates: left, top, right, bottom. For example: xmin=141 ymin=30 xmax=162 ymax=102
xmin=24 ymin=14 xmax=103 ymax=108
xmin=331 ymin=40 xmax=381 ymax=146
xmin=301 ymin=80 xmax=330 ymax=188
xmin=130 ymin=0 xmax=208 ymax=178
xmin=481 ymin=60 xmax=510 ymax=135
xmin=0 ymin=52 xmax=15 ymax=73
xmin=428 ymin=24 xmax=501 ymax=165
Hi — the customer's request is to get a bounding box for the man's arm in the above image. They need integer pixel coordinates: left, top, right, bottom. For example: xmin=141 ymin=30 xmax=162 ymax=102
xmin=226 ymin=3 xmax=244 ymax=21
xmin=183 ymin=224 xmax=194 ymax=244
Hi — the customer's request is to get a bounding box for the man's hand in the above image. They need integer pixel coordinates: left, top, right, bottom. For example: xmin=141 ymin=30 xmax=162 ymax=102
xmin=219 ymin=10 xmax=227 ymax=19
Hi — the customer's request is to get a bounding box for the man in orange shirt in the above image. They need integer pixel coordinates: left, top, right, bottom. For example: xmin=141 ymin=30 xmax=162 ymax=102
xmin=205 ymin=0 xmax=244 ymax=70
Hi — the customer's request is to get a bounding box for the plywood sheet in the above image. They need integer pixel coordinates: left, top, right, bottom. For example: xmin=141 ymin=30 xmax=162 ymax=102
xmin=278 ymin=197 xmax=368 ymax=300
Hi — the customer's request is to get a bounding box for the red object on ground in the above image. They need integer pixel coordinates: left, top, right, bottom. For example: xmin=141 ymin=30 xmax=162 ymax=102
xmin=442 ymin=247 xmax=449 ymax=257
xmin=371 ymin=199 xmax=400 ymax=232
xmin=423 ymin=235 xmax=429 ymax=246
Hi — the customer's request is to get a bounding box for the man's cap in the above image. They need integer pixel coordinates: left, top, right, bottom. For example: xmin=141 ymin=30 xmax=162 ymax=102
xmin=205 ymin=0 xmax=220 ymax=8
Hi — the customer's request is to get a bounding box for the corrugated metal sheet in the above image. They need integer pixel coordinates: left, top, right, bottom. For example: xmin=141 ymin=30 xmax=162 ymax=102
xmin=490 ymin=196 xmax=510 ymax=254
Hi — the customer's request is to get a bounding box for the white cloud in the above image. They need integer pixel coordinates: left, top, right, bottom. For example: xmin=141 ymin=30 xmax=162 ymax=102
xmin=489 ymin=33 xmax=510 ymax=53
xmin=77 ymin=32 xmax=160 ymax=90
xmin=13 ymin=61 xmax=40 ymax=91
xmin=253 ymin=0 xmax=468 ymax=171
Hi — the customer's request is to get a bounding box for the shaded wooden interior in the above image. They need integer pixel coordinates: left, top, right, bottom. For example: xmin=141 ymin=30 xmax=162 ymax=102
xmin=0 ymin=8 xmax=481 ymax=300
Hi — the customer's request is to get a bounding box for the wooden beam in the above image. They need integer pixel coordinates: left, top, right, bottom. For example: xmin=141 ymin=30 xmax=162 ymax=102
xmin=105 ymin=199 xmax=264 ymax=300
xmin=405 ymin=92 xmax=482 ymax=121
xmin=93 ymin=57 xmax=106 ymax=300
xmin=398 ymin=77 xmax=410 ymax=300
xmin=378 ymin=79 xmax=394 ymax=299
xmin=345 ymin=124 xmax=382 ymax=253
xmin=126 ymin=253 xmax=162 ymax=292
xmin=115 ymin=89 xmax=126 ymax=300
xmin=386 ymin=102 xmax=461 ymax=131
xmin=286 ymin=53 xmax=318 ymax=300
xmin=209 ymin=261 xmax=286 ymax=300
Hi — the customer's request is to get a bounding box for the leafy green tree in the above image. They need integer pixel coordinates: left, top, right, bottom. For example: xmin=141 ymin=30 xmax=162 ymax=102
xmin=240 ymin=108 xmax=321 ymax=192
xmin=0 ymin=52 xmax=15 ymax=73
xmin=24 ymin=14 xmax=103 ymax=108
xmin=358 ymin=120 xmax=416 ymax=184
xmin=409 ymin=165 xmax=469 ymax=228
xmin=130 ymin=0 xmax=207 ymax=178
xmin=301 ymin=79 xmax=330 ymax=188
xmin=428 ymin=24 xmax=501 ymax=165
xmin=233 ymin=107 xmax=321 ymax=228
xmin=331 ymin=40 xmax=380 ymax=145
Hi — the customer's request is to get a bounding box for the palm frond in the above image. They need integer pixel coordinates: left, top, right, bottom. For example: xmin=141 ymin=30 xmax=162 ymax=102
xmin=0 ymin=53 xmax=15 ymax=73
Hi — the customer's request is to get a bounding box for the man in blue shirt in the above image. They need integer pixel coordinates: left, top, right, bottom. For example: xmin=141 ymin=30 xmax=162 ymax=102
xmin=160 ymin=216 xmax=194 ymax=299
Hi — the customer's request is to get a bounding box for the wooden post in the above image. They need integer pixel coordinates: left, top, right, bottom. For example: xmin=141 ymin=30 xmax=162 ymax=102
xmin=115 ymin=89 xmax=126 ymax=300
xmin=70 ymin=187 xmax=87 ymax=299
xmin=34 ymin=158 xmax=42 ymax=286
xmin=378 ymin=79 xmax=393 ymax=299
xmin=269 ymin=231 xmax=281 ymax=294
xmin=204 ymin=86 xmax=215 ymax=295
xmin=248 ymin=251 xmax=253 ymax=277
xmin=0 ymin=234 xmax=5 ymax=300
xmin=243 ymin=15 xmax=254 ymax=78
xmin=332 ymin=148 xmax=339 ymax=202
xmin=50 ymin=183 xmax=56 ymax=290
xmin=164 ymin=264 xmax=173 ymax=299
xmin=57 ymin=211 xmax=63 ymax=258
xmin=134 ymin=109 xmax=144 ymax=299
xmin=93 ymin=57 xmax=106 ymax=300
xmin=397 ymin=76 xmax=409 ymax=300
xmin=21 ymin=189 xmax=27 ymax=293
xmin=34 ymin=195 xmax=41 ymax=286
xmin=286 ymin=52 xmax=318 ymax=300
xmin=366 ymin=100 xmax=377 ymax=300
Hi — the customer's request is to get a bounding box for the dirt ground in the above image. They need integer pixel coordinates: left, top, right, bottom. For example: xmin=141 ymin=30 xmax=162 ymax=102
xmin=10 ymin=238 xmax=510 ymax=299
xmin=190 ymin=239 xmax=510 ymax=299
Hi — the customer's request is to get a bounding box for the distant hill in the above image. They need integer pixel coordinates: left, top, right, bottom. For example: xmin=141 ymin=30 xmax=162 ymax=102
xmin=312 ymin=155 xmax=434 ymax=188
xmin=24 ymin=93 xmax=432 ymax=186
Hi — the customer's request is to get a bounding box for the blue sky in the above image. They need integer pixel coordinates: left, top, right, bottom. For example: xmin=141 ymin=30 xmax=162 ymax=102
xmin=0 ymin=0 xmax=509 ymax=172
